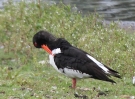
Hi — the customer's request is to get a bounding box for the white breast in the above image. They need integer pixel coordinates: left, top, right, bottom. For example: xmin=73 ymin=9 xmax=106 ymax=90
xmin=49 ymin=48 xmax=62 ymax=73
xmin=49 ymin=55 xmax=62 ymax=73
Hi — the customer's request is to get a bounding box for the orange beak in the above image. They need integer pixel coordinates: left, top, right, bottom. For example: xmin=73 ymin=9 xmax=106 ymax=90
xmin=41 ymin=45 xmax=53 ymax=55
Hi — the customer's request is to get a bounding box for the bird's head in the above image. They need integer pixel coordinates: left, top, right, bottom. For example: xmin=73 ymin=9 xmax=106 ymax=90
xmin=33 ymin=30 xmax=57 ymax=55
xmin=33 ymin=30 xmax=56 ymax=48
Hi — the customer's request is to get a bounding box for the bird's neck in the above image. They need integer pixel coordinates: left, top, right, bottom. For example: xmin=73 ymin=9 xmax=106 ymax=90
xmin=47 ymin=38 xmax=72 ymax=52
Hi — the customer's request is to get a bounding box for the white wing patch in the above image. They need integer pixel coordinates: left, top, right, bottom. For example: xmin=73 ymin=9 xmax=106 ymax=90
xmin=61 ymin=68 xmax=91 ymax=78
xmin=86 ymin=54 xmax=109 ymax=73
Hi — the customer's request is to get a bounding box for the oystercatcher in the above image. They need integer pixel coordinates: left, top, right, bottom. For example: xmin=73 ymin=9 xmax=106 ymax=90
xmin=33 ymin=30 xmax=121 ymax=89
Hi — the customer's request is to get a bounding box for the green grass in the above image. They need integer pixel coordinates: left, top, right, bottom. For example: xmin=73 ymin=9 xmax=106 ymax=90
xmin=0 ymin=1 xmax=135 ymax=99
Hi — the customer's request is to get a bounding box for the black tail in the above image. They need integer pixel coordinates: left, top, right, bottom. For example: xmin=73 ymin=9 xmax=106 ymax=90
xmin=91 ymin=68 xmax=119 ymax=84
xmin=104 ymin=65 xmax=121 ymax=79
xmin=93 ymin=65 xmax=121 ymax=83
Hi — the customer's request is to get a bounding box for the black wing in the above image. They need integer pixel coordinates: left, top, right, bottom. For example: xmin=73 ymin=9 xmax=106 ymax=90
xmin=54 ymin=45 xmax=120 ymax=83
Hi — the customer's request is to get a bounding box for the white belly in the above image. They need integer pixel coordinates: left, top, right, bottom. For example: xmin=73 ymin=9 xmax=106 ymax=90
xmin=62 ymin=68 xmax=91 ymax=78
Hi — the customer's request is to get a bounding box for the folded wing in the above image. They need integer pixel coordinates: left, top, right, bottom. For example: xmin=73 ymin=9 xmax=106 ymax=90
xmin=54 ymin=46 xmax=121 ymax=83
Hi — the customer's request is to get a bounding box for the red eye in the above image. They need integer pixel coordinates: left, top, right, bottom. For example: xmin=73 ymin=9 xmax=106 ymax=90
xmin=34 ymin=42 xmax=37 ymax=46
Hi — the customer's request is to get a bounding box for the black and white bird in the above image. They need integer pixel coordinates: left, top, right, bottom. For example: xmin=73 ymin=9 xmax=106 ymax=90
xmin=33 ymin=30 xmax=121 ymax=89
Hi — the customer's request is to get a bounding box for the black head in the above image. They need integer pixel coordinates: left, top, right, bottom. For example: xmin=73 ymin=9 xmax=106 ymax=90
xmin=33 ymin=30 xmax=57 ymax=48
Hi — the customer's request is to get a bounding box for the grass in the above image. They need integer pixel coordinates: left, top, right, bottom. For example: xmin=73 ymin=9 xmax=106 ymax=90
xmin=0 ymin=0 xmax=135 ymax=99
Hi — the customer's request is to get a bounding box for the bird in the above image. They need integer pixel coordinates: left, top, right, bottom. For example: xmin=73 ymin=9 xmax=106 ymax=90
xmin=33 ymin=30 xmax=121 ymax=89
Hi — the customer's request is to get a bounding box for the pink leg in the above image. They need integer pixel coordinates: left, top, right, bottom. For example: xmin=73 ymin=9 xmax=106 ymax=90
xmin=72 ymin=78 xmax=76 ymax=89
